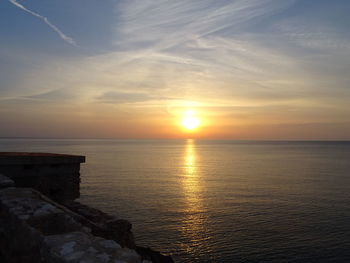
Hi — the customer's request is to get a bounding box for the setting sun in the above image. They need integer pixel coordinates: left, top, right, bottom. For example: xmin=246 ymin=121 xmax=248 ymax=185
xmin=182 ymin=110 xmax=200 ymax=130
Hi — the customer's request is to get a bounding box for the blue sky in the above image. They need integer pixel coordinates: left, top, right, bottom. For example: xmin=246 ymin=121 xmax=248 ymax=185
xmin=1 ymin=0 xmax=350 ymax=139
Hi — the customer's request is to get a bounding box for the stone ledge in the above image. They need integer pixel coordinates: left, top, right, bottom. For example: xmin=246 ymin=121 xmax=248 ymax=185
xmin=0 ymin=152 xmax=85 ymax=165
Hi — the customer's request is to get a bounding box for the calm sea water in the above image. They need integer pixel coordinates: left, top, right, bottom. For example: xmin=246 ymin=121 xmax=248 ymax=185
xmin=1 ymin=139 xmax=350 ymax=262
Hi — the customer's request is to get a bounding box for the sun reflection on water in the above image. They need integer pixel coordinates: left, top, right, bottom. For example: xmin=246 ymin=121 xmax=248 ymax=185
xmin=185 ymin=140 xmax=195 ymax=176
xmin=180 ymin=139 xmax=209 ymax=254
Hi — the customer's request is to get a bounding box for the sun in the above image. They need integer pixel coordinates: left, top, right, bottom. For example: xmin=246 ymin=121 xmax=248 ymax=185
xmin=181 ymin=110 xmax=200 ymax=130
xmin=182 ymin=116 xmax=200 ymax=130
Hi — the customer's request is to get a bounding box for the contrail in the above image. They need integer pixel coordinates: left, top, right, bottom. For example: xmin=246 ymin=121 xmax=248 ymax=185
xmin=9 ymin=0 xmax=77 ymax=46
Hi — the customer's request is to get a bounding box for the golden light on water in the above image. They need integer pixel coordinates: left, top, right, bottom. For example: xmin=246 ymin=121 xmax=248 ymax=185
xmin=180 ymin=139 xmax=207 ymax=252
xmin=184 ymin=139 xmax=196 ymax=176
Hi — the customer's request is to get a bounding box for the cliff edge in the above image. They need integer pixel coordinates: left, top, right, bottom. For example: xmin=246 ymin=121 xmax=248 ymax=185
xmin=0 ymin=152 xmax=174 ymax=263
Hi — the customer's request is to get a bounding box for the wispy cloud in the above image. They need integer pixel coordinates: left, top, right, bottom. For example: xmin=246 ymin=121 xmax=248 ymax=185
xmin=8 ymin=0 xmax=77 ymax=46
xmin=6 ymin=0 xmax=349 ymax=104
xmin=97 ymin=91 xmax=162 ymax=104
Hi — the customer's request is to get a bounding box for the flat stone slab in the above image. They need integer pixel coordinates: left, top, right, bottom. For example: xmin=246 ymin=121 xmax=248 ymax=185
xmin=0 ymin=152 xmax=85 ymax=165
xmin=45 ymin=232 xmax=142 ymax=263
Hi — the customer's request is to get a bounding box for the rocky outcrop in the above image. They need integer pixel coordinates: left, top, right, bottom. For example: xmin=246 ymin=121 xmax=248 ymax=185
xmin=65 ymin=201 xmax=136 ymax=249
xmin=0 ymin=153 xmax=174 ymax=263
xmin=0 ymin=174 xmax=14 ymax=189
xmin=0 ymin=187 xmax=143 ymax=263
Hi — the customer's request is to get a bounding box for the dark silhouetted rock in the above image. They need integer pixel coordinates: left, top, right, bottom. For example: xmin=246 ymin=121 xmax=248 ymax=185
xmin=0 ymin=152 xmax=174 ymax=263
xmin=0 ymin=174 xmax=14 ymax=189
xmin=0 ymin=187 xmax=144 ymax=263
xmin=136 ymin=246 xmax=175 ymax=263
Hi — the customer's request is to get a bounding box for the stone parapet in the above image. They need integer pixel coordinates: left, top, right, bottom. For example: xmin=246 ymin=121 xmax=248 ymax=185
xmin=0 ymin=152 xmax=85 ymax=165
xmin=0 ymin=152 xmax=85 ymax=202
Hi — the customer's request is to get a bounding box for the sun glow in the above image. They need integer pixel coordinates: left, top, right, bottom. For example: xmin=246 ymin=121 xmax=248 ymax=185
xmin=181 ymin=110 xmax=200 ymax=130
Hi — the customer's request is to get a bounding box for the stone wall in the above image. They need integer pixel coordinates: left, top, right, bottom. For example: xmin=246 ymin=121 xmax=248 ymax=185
xmin=0 ymin=153 xmax=85 ymax=202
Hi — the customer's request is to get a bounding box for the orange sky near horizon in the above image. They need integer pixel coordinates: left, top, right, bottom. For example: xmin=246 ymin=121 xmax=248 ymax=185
xmin=1 ymin=100 xmax=349 ymax=140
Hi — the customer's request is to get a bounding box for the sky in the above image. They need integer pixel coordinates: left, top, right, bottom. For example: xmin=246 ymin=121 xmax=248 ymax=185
xmin=1 ymin=0 xmax=350 ymax=139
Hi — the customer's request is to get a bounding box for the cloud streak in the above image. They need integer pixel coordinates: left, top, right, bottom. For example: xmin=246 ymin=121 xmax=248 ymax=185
xmin=8 ymin=0 xmax=77 ymax=46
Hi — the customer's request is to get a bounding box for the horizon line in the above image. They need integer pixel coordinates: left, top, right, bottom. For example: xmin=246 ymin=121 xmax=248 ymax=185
xmin=1 ymin=137 xmax=350 ymax=142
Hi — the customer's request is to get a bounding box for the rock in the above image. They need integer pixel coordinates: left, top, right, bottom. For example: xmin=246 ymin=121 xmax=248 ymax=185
xmin=104 ymin=219 xmax=136 ymax=249
xmin=0 ymin=174 xmax=14 ymax=188
xmin=0 ymin=188 xmax=143 ymax=263
xmin=45 ymin=232 xmax=142 ymax=263
xmin=65 ymin=201 xmax=136 ymax=249
xmin=64 ymin=201 xmax=114 ymax=223
xmin=136 ymin=247 xmax=174 ymax=263
xmin=0 ymin=152 xmax=174 ymax=262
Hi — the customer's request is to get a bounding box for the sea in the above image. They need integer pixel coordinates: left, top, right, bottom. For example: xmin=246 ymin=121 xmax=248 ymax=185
xmin=1 ymin=139 xmax=350 ymax=262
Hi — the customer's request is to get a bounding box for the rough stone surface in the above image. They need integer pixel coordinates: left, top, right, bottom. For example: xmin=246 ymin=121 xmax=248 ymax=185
xmin=0 ymin=152 xmax=174 ymax=263
xmin=136 ymin=247 xmax=174 ymax=263
xmin=65 ymin=201 xmax=136 ymax=249
xmin=0 ymin=174 xmax=14 ymax=189
xmin=0 ymin=187 xmax=143 ymax=263
xmin=44 ymin=232 xmax=141 ymax=263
